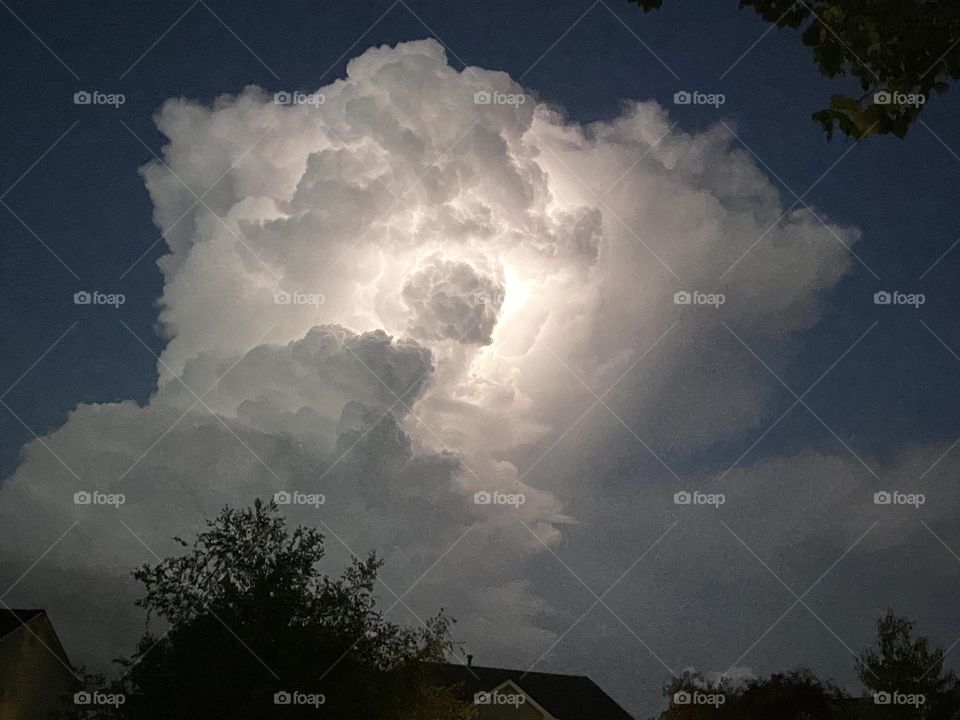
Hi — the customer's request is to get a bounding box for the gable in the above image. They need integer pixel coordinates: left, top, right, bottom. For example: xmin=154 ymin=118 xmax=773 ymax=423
xmin=430 ymin=663 xmax=634 ymax=720
xmin=0 ymin=611 xmax=77 ymax=720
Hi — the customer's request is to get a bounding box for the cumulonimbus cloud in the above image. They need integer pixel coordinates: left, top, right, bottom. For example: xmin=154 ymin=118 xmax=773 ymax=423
xmin=0 ymin=38 xmax=885 ymax=712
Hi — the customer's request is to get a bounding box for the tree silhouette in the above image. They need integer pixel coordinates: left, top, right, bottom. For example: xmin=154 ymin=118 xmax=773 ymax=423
xmin=734 ymin=670 xmax=850 ymax=719
xmin=59 ymin=499 xmax=474 ymax=719
xmin=660 ymin=670 xmax=731 ymax=720
xmin=629 ymin=0 xmax=960 ymax=139
xmin=659 ymin=669 xmax=849 ymax=720
xmin=857 ymin=611 xmax=960 ymax=720
xmin=656 ymin=612 xmax=960 ymax=720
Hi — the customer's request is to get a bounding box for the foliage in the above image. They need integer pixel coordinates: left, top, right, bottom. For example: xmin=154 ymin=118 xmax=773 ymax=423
xmin=656 ymin=611 xmax=960 ymax=720
xmin=56 ymin=499 xmax=473 ymax=720
xmin=660 ymin=669 xmax=849 ymax=720
xmin=857 ymin=610 xmax=960 ymax=720
xmin=629 ymin=0 xmax=960 ymax=139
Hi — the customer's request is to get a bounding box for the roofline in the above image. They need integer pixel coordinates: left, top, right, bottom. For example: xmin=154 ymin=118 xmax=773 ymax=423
xmin=433 ymin=661 xmax=595 ymax=682
xmin=488 ymin=679 xmax=558 ymax=720
xmin=0 ymin=608 xmax=45 ymax=643
xmin=0 ymin=609 xmax=74 ymax=669
xmin=434 ymin=661 xmax=632 ymax=720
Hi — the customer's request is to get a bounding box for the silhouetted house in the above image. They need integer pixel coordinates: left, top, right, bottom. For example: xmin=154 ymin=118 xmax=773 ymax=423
xmin=0 ymin=609 xmax=76 ymax=720
xmin=434 ymin=661 xmax=635 ymax=719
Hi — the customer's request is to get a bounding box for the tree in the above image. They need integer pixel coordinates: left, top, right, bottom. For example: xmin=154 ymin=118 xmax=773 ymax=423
xmin=857 ymin=611 xmax=960 ymax=720
xmin=629 ymin=0 xmax=960 ymax=139
xmin=60 ymin=499 xmax=474 ymax=720
xmin=659 ymin=669 xmax=850 ymax=720
xmin=654 ymin=611 xmax=960 ymax=720
xmin=734 ymin=670 xmax=849 ymax=719
xmin=660 ymin=670 xmax=728 ymax=720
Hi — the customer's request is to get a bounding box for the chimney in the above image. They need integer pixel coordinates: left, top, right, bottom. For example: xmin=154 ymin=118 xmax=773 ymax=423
xmin=467 ymin=654 xmax=473 ymax=667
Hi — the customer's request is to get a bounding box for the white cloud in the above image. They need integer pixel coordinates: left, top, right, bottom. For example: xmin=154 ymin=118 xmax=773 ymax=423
xmin=401 ymin=251 xmax=505 ymax=345
xmin=0 ymin=38 xmax=884 ymax=714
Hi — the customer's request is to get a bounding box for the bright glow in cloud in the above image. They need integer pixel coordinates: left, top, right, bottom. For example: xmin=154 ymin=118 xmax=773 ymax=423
xmin=0 ymin=38 xmax=883 ymax=713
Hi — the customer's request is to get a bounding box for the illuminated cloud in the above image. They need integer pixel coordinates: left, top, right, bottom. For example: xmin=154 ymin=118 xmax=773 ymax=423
xmin=401 ymin=252 xmax=505 ymax=345
xmin=0 ymin=39 xmax=885 ymax=711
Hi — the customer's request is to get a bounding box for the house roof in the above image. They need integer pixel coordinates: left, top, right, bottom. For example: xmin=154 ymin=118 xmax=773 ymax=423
xmin=0 ymin=608 xmax=45 ymax=642
xmin=431 ymin=662 xmax=635 ymax=720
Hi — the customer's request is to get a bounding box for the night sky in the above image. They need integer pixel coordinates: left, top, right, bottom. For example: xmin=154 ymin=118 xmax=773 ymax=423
xmin=2 ymin=1 xmax=960 ymax=715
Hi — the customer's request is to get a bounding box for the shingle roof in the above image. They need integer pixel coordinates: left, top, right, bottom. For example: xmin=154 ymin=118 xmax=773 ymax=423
xmin=0 ymin=608 xmax=45 ymax=642
xmin=431 ymin=662 xmax=635 ymax=720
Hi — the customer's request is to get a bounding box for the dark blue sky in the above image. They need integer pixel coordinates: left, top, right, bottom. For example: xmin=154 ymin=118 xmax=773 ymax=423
xmin=6 ymin=5 xmax=960 ymax=715
xmin=1 ymin=0 xmax=959 ymax=480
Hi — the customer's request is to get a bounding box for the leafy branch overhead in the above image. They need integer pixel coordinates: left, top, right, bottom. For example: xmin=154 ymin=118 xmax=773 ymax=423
xmin=629 ymin=0 xmax=960 ymax=139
